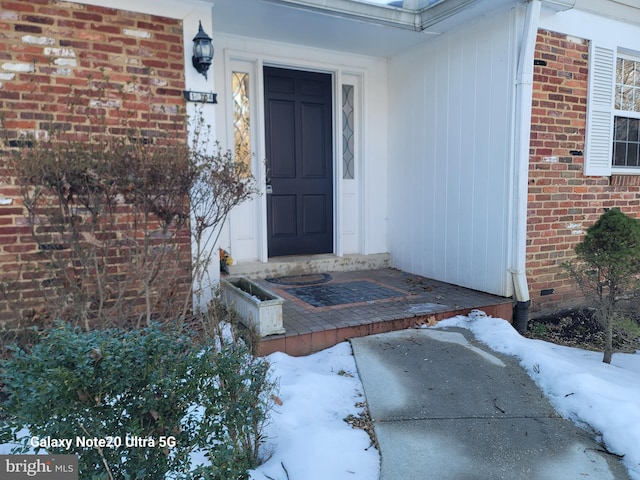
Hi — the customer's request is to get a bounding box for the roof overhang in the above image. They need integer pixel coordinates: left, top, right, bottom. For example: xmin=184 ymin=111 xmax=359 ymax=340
xmin=261 ymin=0 xmax=488 ymax=31
xmin=211 ymin=0 xmax=640 ymax=58
xmin=572 ymin=0 xmax=640 ymax=26
xmin=211 ymin=0 xmax=518 ymax=57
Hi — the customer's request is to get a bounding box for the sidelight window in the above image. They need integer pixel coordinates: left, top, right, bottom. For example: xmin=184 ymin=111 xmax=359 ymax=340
xmin=232 ymin=71 xmax=251 ymax=170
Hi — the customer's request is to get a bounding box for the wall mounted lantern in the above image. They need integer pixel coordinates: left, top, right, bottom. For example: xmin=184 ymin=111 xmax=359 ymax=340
xmin=192 ymin=21 xmax=213 ymax=80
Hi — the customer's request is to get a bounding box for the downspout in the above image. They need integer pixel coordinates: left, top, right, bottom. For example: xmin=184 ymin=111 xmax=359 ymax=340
xmin=511 ymin=0 xmax=541 ymax=333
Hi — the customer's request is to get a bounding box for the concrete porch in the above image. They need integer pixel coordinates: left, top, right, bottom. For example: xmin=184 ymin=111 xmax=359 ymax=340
xmin=229 ymin=255 xmax=513 ymax=357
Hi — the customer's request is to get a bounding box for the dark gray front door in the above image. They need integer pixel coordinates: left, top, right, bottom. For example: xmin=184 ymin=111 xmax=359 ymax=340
xmin=264 ymin=67 xmax=333 ymax=257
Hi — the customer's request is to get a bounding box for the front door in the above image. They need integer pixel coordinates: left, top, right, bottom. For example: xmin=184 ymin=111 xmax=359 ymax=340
xmin=264 ymin=67 xmax=333 ymax=257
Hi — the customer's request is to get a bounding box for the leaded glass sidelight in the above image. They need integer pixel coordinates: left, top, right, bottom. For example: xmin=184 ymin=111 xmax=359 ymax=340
xmin=232 ymin=72 xmax=251 ymax=169
xmin=342 ymin=84 xmax=355 ymax=180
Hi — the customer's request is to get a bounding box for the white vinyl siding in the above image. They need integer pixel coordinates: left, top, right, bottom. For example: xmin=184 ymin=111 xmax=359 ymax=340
xmin=584 ymin=44 xmax=615 ymax=176
xmin=387 ymin=9 xmax=516 ymax=297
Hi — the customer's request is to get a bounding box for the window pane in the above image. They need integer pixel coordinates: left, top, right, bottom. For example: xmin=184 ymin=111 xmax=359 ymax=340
xmin=623 ymin=59 xmax=634 ymax=85
xmin=617 ymin=57 xmax=624 ymax=83
xmin=342 ymin=84 xmax=355 ymax=180
xmin=614 ymin=117 xmax=628 ymax=141
xmin=629 ymin=118 xmax=640 ymax=142
xmin=615 ymin=85 xmax=623 ymax=110
xmin=622 ymin=86 xmax=634 ymax=110
xmin=632 ymin=86 xmax=640 ymax=113
xmin=613 ymin=142 xmax=627 ymax=166
xmin=628 ymin=143 xmax=639 ymax=167
xmin=232 ymin=72 xmax=251 ymax=171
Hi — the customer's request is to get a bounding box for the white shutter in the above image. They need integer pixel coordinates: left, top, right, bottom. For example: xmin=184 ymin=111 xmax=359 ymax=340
xmin=584 ymin=44 xmax=615 ymax=176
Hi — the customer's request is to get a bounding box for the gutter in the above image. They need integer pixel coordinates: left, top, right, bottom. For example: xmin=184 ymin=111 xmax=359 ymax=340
xmin=264 ymin=0 xmax=419 ymax=30
xmin=510 ymin=0 xmax=541 ymax=333
xmin=265 ymin=0 xmax=478 ymax=32
xmin=510 ymin=0 xmax=574 ymax=332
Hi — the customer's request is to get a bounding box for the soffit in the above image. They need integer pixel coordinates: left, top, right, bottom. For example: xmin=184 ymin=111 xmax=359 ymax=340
xmin=211 ymin=0 xmax=514 ymax=57
xmin=573 ymin=0 xmax=640 ymax=25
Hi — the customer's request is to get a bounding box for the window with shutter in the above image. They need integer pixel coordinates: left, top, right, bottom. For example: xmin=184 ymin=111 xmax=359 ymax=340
xmin=584 ymin=45 xmax=640 ymax=176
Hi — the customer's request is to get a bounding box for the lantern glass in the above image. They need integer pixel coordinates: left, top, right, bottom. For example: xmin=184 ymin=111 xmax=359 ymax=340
xmin=200 ymin=42 xmax=212 ymax=60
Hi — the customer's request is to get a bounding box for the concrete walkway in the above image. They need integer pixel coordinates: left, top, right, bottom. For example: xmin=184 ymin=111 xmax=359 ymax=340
xmin=351 ymin=327 xmax=629 ymax=480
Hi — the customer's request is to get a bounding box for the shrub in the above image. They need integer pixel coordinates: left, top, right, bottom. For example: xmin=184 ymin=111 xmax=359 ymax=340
xmin=564 ymin=208 xmax=640 ymax=363
xmin=0 ymin=320 xmax=274 ymax=479
xmin=4 ymin=73 xmax=257 ymax=332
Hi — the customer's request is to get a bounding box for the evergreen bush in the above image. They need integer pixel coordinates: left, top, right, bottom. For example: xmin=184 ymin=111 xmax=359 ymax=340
xmin=565 ymin=208 xmax=640 ymax=363
xmin=0 ymin=321 xmax=274 ymax=479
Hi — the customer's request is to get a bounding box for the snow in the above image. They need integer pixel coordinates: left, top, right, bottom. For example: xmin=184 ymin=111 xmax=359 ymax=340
xmin=250 ymin=342 xmax=379 ymax=480
xmin=253 ymin=312 xmax=640 ymax=480
xmin=3 ymin=313 xmax=639 ymax=479
xmin=430 ymin=313 xmax=640 ymax=480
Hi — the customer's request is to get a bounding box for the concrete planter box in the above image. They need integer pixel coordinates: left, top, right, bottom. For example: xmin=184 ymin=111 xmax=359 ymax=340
xmin=221 ymin=277 xmax=285 ymax=337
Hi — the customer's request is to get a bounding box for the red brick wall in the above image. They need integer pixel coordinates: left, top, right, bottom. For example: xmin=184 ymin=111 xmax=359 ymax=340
xmin=0 ymin=0 xmax=189 ymax=327
xmin=528 ymin=29 xmax=640 ymax=314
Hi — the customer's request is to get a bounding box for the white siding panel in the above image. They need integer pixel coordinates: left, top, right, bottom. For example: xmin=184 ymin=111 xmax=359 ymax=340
xmin=471 ymin=21 xmax=498 ymax=291
xmin=341 ymin=192 xmax=358 ymax=253
xmin=388 ymin=9 xmax=516 ymax=297
xmin=432 ymin=44 xmax=449 ymax=281
xmin=485 ymin=14 xmax=514 ymax=295
xmin=447 ymin=32 xmax=464 ymax=283
xmin=458 ymin=26 xmax=480 ymax=288
xmin=421 ymin=62 xmax=437 ymax=274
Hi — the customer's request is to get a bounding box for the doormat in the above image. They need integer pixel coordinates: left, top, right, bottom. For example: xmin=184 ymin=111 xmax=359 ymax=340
xmin=266 ymin=273 xmax=332 ymax=286
xmin=286 ymin=280 xmax=404 ymax=308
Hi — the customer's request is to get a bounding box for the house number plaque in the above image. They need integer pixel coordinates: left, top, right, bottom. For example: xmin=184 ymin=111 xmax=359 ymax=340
xmin=182 ymin=90 xmax=217 ymax=104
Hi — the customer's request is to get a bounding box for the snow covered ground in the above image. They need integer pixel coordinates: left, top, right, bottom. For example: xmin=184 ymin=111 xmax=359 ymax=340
xmin=2 ymin=313 xmax=638 ymax=479
xmin=251 ymin=313 xmax=640 ymax=480
xmin=250 ymin=341 xmax=380 ymax=480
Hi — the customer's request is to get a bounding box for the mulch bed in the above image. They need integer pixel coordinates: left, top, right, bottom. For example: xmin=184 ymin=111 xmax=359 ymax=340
xmin=527 ymin=307 xmax=640 ymax=353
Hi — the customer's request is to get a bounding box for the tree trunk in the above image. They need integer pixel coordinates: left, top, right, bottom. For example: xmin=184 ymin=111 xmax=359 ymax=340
xmin=603 ymin=315 xmax=613 ymax=364
xmin=597 ymin=296 xmax=615 ymax=364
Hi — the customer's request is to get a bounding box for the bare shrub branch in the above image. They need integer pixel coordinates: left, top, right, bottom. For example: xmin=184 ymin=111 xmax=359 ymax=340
xmin=5 ymin=73 xmax=257 ymax=333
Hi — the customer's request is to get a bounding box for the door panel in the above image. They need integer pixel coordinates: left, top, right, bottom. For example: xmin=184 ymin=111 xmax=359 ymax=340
xmin=301 ymin=103 xmax=327 ymax=178
xmin=303 ymin=195 xmax=327 ymax=234
xmin=268 ymin=100 xmax=296 ymax=178
xmin=271 ymin=195 xmax=297 ymax=236
xmin=264 ymin=67 xmax=333 ymax=257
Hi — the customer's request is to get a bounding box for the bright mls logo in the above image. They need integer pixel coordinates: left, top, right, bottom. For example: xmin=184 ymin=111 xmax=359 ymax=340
xmin=0 ymin=455 xmax=77 ymax=479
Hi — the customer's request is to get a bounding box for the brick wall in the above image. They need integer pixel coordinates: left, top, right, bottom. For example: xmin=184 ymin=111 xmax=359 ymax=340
xmin=528 ymin=29 xmax=640 ymax=314
xmin=0 ymin=0 xmax=189 ymax=328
